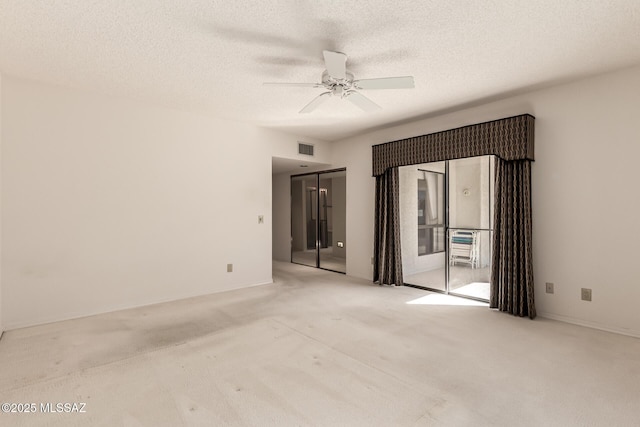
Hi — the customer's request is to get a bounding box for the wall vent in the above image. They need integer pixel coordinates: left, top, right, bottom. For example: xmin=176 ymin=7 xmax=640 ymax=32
xmin=298 ymin=142 xmax=314 ymax=156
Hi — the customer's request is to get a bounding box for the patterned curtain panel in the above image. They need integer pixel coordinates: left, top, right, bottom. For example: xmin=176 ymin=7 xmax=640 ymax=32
xmin=373 ymin=167 xmax=403 ymax=286
xmin=490 ymin=158 xmax=536 ymax=318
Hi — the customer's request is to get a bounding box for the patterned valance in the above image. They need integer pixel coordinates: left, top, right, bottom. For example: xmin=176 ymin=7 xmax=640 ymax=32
xmin=372 ymin=114 xmax=535 ymax=176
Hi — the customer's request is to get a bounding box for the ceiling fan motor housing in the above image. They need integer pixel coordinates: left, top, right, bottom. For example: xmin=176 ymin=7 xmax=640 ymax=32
xmin=322 ymin=70 xmax=355 ymax=97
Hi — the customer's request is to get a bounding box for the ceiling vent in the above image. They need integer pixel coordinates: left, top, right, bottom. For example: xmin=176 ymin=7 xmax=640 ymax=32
xmin=298 ymin=142 xmax=314 ymax=156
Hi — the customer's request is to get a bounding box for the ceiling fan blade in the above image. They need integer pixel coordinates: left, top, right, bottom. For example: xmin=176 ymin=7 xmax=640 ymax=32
xmin=263 ymin=82 xmax=322 ymax=88
xmin=300 ymin=92 xmax=332 ymax=114
xmin=346 ymin=91 xmax=381 ymax=112
xmin=323 ymin=50 xmax=347 ymax=79
xmin=354 ymin=76 xmax=415 ymax=90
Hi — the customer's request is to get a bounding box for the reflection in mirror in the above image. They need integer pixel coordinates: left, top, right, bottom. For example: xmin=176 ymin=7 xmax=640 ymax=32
xmin=290 ymin=170 xmax=346 ymax=274
xmin=291 ymin=174 xmax=318 ymax=267
xmin=318 ymin=170 xmax=346 ymax=273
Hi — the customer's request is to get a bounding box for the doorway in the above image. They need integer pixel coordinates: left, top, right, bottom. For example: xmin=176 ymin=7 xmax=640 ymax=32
xmin=400 ymin=156 xmax=494 ymax=301
xmin=291 ymin=169 xmax=346 ymax=273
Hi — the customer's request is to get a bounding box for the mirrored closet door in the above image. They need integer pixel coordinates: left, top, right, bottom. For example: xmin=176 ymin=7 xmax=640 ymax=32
xmin=291 ymin=169 xmax=346 ymax=274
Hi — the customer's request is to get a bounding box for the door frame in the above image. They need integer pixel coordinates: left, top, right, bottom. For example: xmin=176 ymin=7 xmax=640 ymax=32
xmin=290 ymin=168 xmax=347 ymax=274
xmin=403 ymin=157 xmax=493 ymax=303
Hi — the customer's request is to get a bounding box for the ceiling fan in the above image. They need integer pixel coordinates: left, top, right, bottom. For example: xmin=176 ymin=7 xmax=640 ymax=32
xmin=263 ymin=50 xmax=415 ymax=113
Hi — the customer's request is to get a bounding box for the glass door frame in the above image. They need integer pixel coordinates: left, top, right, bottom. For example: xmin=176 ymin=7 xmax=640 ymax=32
xmin=290 ymin=168 xmax=347 ymax=274
xmin=403 ymin=156 xmax=494 ymax=303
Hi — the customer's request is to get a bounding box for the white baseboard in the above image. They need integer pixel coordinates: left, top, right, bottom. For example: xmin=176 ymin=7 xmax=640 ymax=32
xmin=538 ymin=311 xmax=640 ymax=339
xmin=4 ymin=280 xmax=274 ymax=331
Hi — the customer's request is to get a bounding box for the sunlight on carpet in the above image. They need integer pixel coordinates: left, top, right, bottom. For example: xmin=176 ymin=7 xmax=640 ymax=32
xmin=450 ymin=282 xmax=490 ymax=300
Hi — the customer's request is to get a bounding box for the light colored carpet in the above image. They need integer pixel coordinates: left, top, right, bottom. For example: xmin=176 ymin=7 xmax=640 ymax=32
xmin=1 ymin=262 xmax=639 ymax=426
xmin=404 ymin=265 xmax=490 ymax=300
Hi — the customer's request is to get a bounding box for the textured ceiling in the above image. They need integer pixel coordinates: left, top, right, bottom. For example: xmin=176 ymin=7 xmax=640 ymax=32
xmin=1 ymin=1 xmax=640 ymax=141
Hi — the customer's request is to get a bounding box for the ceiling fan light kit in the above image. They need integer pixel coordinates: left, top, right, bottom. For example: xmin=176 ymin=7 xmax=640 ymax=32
xmin=263 ymin=50 xmax=415 ymax=114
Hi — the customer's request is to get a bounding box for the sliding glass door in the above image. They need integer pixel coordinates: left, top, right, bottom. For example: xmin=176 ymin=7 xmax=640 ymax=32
xmin=400 ymin=162 xmax=447 ymax=291
xmin=291 ymin=169 xmax=346 ymax=273
xmin=448 ymin=156 xmax=494 ymax=300
xmin=400 ymin=156 xmax=494 ymax=301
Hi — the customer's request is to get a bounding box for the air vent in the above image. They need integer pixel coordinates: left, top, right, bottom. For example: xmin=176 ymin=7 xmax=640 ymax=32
xmin=298 ymin=142 xmax=314 ymax=156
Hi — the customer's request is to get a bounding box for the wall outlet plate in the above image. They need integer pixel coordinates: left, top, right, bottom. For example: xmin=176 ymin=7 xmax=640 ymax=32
xmin=581 ymin=288 xmax=592 ymax=301
xmin=545 ymin=282 xmax=554 ymax=294
xmin=258 ymin=215 xmax=264 ymax=224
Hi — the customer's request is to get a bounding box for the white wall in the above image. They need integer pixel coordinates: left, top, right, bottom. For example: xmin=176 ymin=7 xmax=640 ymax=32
xmin=332 ymin=64 xmax=640 ymax=337
xmin=271 ymin=141 xmax=332 ymax=169
xmin=329 ymin=138 xmax=374 ymax=277
xmin=272 ymin=172 xmax=291 ymax=262
xmin=450 ymin=159 xmax=482 ymax=228
xmin=0 ymin=72 xmax=3 ymax=337
xmin=0 ymin=76 xmax=325 ymax=330
xmin=330 ymin=175 xmax=346 ymax=259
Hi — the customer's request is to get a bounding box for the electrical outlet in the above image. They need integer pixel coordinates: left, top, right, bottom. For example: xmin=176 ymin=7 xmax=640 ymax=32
xmin=227 ymin=263 xmax=233 ymax=273
xmin=581 ymin=288 xmax=592 ymax=301
xmin=258 ymin=215 xmax=264 ymax=224
xmin=545 ymin=282 xmax=554 ymax=294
